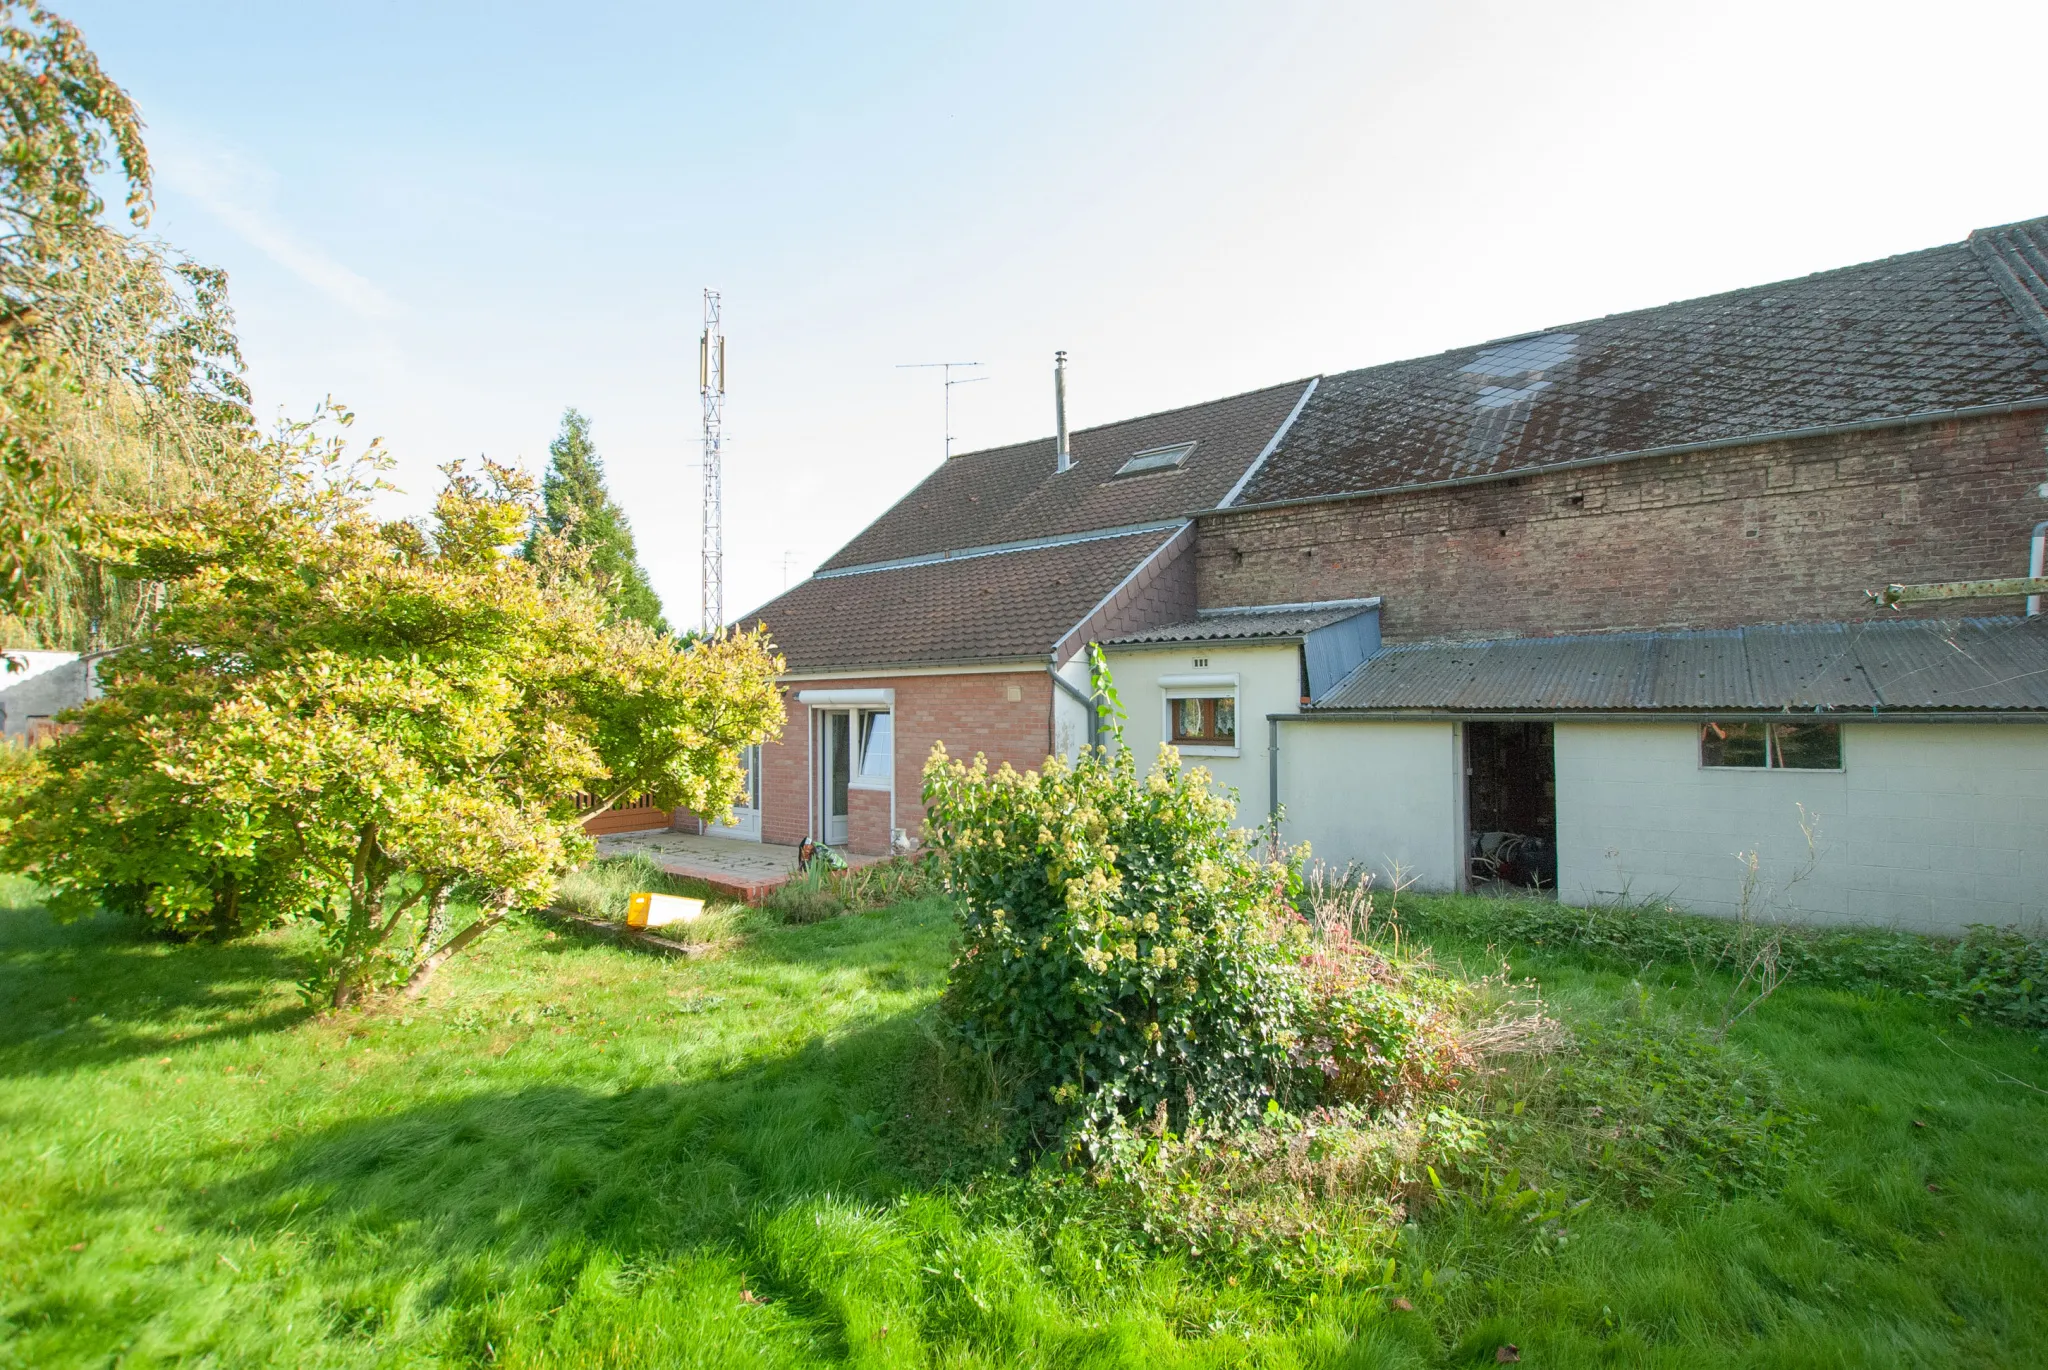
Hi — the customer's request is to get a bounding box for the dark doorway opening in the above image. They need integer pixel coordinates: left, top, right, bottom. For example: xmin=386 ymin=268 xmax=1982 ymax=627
xmin=1465 ymin=721 xmax=1557 ymax=891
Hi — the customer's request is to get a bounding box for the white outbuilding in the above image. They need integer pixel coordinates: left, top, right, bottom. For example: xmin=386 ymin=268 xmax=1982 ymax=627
xmin=1106 ymin=614 xmax=2048 ymax=936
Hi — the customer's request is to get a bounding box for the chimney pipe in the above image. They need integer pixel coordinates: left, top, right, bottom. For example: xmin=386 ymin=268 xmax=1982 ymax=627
xmin=1054 ymin=351 xmax=1072 ymax=473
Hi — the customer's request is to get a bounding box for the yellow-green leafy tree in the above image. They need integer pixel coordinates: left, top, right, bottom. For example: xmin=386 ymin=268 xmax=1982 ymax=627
xmin=0 ymin=422 xmax=784 ymax=1005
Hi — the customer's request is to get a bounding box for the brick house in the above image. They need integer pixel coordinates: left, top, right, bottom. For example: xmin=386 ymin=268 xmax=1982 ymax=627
xmin=727 ymin=379 xmax=1318 ymax=853
xmin=695 ymin=214 xmax=2048 ymax=931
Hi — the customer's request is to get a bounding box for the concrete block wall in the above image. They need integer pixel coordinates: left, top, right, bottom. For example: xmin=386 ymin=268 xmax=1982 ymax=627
xmin=1555 ymin=720 xmax=2048 ymax=934
xmin=1195 ymin=411 xmax=2048 ymax=643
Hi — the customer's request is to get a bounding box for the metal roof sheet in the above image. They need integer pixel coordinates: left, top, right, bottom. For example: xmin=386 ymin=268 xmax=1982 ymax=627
xmin=1105 ymin=600 xmax=1379 ymax=646
xmin=1313 ymin=616 xmax=2048 ymax=714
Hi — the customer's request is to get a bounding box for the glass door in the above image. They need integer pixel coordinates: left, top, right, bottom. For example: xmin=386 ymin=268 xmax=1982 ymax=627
xmin=823 ymin=711 xmax=850 ymax=845
xmin=707 ymin=743 xmax=762 ymax=841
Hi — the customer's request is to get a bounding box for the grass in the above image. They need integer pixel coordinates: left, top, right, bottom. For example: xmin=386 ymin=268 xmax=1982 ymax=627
xmin=2 ymin=871 xmax=2046 ymax=1367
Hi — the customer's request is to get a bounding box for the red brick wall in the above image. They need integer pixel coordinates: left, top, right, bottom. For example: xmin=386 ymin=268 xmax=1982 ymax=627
xmin=847 ymin=787 xmax=892 ymax=856
xmin=758 ymin=671 xmax=1058 ymax=847
xmin=1196 ymin=412 xmax=2048 ymax=642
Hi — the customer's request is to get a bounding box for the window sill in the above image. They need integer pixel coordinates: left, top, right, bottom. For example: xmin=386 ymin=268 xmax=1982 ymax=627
xmin=1174 ymin=744 xmax=1241 ymax=758
xmin=847 ymin=777 xmax=893 ymax=793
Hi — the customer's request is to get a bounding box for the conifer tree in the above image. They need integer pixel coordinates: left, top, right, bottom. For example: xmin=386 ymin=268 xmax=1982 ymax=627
xmin=525 ymin=408 xmax=668 ymax=633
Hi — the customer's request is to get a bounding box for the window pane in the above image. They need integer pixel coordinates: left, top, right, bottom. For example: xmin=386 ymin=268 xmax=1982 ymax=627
xmin=858 ymin=712 xmax=892 ymax=779
xmin=1213 ymin=697 xmax=1236 ymax=743
xmin=1771 ymin=721 xmax=1840 ymax=770
xmin=1701 ymin=720 xmax=1767 ymax=767
xmin=741 ymin=744 xmax=761 ymax=809
xmin=1175 ymin=697 xmax=1205 ymax=740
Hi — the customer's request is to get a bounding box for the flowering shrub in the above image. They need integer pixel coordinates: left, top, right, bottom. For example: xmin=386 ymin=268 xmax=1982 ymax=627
xmin=922 ymin=740 xmax=1302 ymax=1149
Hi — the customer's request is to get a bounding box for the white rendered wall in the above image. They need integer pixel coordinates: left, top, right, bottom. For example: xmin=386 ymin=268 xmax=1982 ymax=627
xmin=1101 ymin=642 xmax=1302 ymax=821
xmin=1278 ymin=720 xmax=1461 ymax=891
xmin=1556 ymin=721 xmax=2048 ymax=935
xmin=1051 ymin=655 xmax=1093 ymax=764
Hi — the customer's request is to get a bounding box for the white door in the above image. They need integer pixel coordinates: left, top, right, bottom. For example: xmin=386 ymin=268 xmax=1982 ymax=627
xmin=822 ymin=711 xmax=850 ymax=845
xmin=704 ymin=744 xmax=762 ymax=841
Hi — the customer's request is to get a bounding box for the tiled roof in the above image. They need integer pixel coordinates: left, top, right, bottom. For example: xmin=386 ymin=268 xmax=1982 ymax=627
xmin=820 ymin=380 xmax=1311 ymax=572
xmin=1108 ymin=600 xmax=1380 ymax=646
xmin=1239 ymin=221 xmax=2048 ymax=507
xmin=745 ymin=528 xmax=1178 ymax=673
xmin=1313 ymin=617 xmax=2048 ymax=714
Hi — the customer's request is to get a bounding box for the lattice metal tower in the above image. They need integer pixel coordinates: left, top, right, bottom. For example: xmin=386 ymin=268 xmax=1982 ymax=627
xmin=698 ymin=289 xmax=726 ymax=633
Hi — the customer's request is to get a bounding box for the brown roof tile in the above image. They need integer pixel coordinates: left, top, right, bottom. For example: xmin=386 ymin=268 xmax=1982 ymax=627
xmin=1242 ymin=225 xmax=2048 ymax=507
xmin=747 ymin=529 xmax=1180 ymax=673
xmin=820 ymin=380 xmax=1311 ymax=572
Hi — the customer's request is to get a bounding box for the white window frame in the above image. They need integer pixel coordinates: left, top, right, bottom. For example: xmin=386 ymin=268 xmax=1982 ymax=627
xmin=1698 ymin=719 xmax=1846 ymax=773
xmin=849 ymin=708 xmax=893 ymax=791
xmin=1159 ymin=673 xmax=1240 ymax=758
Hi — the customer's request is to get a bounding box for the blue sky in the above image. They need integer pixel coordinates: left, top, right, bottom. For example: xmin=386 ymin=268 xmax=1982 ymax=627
xmin=61 ymin=1 xmax=2048 ymax=625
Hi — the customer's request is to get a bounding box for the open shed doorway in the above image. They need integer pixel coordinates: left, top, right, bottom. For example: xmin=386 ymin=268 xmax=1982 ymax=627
xmin=1464 ymin=721 xmax=1557 ymax=892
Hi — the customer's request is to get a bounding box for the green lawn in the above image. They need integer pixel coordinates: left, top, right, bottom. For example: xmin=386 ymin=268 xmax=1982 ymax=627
xmin=3 ymin=877 xmax=2046 ymax=1368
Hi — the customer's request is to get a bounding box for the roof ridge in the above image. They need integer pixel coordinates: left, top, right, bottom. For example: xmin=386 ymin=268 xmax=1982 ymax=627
xmin=1316 ymin=234 xmax=1991 ymax=385
xmin=1968 ymin=217 xmax=2048 ymax=350
xmin=940 ymin=376 xmax=1317 ymax=464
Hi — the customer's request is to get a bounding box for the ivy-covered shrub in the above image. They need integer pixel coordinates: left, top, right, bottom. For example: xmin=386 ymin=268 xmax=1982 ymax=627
xmin=922 ymin=741 xmax=1303 ymax=1148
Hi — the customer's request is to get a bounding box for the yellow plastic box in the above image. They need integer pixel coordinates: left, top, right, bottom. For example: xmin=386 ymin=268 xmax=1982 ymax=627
xmin=625 ymin=891 xmax=705 ymax=929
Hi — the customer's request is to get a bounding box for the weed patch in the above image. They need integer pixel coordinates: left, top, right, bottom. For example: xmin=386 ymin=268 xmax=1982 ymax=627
xmin=1395 ymin=892 xmax=2048 ymax=1033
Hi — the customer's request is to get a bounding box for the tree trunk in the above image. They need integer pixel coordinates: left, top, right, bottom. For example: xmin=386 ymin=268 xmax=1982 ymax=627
xmin=414 ymin=883 xmax=452 ymax=959
xmin=402 ymin=893 xmax=514 ymax=1000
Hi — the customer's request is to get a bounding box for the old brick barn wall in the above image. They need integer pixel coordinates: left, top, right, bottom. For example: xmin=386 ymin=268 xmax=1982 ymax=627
xmin=1196 ymin=411 xmax=2048 ymax=643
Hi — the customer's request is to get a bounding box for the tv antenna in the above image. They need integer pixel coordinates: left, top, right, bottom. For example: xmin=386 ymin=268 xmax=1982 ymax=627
xmin=699 ymin=289 xmax=725 ymax=633
xmin=898 ymin=360 xmax=985 ymax=460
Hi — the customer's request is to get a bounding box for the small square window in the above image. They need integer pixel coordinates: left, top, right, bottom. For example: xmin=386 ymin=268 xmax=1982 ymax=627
xmin=1701 ymin=720 xmax=1768 ymax=768
xmin=1170 ymin=696 xmax=1235 ymax=746
xmin=1116 ymin=441 xmax=1195 ymax=476
xmin=1771 ymin=721 xmax=1841 ymax=770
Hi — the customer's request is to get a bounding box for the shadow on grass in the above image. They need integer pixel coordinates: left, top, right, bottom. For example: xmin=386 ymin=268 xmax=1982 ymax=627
xmin=176 ymin=1014 xmax=929 ymax=1361
xmin=0 ymin=902 xmax=317 ymax=1078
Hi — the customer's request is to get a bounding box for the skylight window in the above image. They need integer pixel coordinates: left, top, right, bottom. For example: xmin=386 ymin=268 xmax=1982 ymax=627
xmin=1116 ymin=441 xmax=1195 ymax=476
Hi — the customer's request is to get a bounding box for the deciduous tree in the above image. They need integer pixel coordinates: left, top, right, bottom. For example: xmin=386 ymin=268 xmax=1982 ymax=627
xmin=0 ymin=419 xmax=783 ymax=1004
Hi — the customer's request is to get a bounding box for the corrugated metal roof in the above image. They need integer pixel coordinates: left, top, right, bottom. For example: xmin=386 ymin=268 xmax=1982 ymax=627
xmin=1313 ymin=617 xmax=2048 ymax=713
xmin=1106 ymin=600 xmax=1379 ymax=646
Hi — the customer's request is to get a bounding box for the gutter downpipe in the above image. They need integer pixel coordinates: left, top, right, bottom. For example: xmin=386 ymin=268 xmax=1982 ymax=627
xmin=1268 ymin=715 xmax=1281 ymax=822
xmin=2032 ymin=522 xmax=2047 ymax=617
xmin=1049 ymin=659 xmax=1100 ymax=753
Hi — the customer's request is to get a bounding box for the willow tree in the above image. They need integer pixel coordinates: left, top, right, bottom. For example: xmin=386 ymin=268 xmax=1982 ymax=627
xmin=1 ymin=1 xmax=257 ymax=649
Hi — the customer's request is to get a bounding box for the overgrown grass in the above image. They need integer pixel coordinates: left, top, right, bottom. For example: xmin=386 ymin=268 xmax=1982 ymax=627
xmin=549 ymin=853 xmax=749 ymax=945
xmin=3 ymin=874 xmax=2046 ymax=1366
